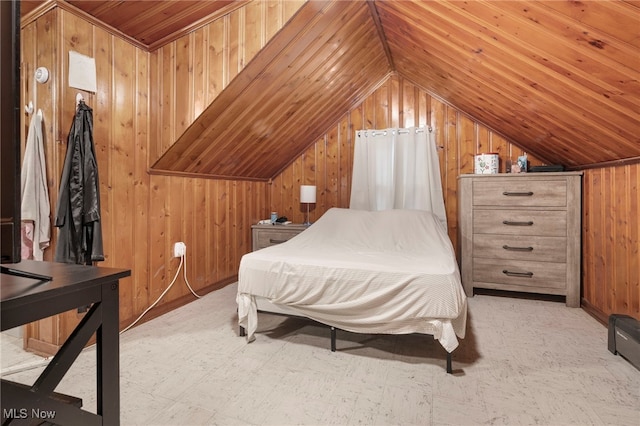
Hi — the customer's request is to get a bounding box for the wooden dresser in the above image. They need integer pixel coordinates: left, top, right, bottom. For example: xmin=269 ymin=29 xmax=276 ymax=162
xmin=458 ymin=172 xmax=582 ymax=307
xmin=251 ymin=224 xmax=307 ymax=251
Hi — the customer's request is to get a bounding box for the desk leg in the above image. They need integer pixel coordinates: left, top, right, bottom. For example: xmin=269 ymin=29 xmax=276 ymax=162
xmin=97 ymin=280 xmax=120 ymax=425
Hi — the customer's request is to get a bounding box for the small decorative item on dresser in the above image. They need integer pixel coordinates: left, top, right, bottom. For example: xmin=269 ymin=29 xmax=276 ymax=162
xmin=529 ymin=164 xmax=565 ymax=173
xmin=517 ymin=154 xmax=528 ymax=173
xmin=270 ymin=212 xmax=278 ymax=224
xmin=474 ymin=153 xmax=499 ymax=174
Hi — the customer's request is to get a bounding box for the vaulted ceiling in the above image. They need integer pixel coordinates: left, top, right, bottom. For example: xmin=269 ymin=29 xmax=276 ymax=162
xmin=21 ymin=0 xmax=249 ymax=50
xmin=22 ymin=0 xmax=640 ymax=179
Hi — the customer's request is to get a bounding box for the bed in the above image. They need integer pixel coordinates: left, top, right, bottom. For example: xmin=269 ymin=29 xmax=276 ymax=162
xmin=237 ymin=208 xmax=467 ymax=372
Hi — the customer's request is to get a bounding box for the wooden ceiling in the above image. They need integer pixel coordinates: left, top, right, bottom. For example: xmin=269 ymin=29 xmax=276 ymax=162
xmin=67 ymin=0 xmax=244 ymax=49
xmin=153 ymin=0 xmax=391 ymax=179
xmin=22 ymin=0 xmax=640 ymax=179
xmin=21 ymin=0 xmax=247 ymax=49
xmin=377 ymin=0 xmax=640 ymax=169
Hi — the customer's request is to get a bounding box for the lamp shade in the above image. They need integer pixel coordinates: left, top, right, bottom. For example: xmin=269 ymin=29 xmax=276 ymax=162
xmin=300 ymin=185 xmax=316 ymax=203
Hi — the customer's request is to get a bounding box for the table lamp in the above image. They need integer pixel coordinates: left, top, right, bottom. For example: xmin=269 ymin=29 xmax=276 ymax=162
xmin=300 ymin=185 xmax=316 ymax=226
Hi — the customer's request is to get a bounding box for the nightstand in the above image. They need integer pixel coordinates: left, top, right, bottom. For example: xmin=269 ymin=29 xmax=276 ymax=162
xmin=251 ymin=224 xmax=307 ymax=251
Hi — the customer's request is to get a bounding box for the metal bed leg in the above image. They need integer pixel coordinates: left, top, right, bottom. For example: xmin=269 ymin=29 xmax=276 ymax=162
xmin=237 ymin=306 xmax=245 ymax=337
xmin=325 ymin=326 xmax=451 ymax=372
xmin=330 ymin=327 xmax=336 ymax=352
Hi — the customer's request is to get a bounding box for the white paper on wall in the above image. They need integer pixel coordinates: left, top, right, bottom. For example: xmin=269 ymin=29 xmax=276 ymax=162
xmin=68 ymin=51 xmax=97 ymax=93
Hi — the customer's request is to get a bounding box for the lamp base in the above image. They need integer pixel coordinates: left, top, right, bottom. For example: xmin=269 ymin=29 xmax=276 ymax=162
xmin=303 ymin=203 xmax=313 ymax=226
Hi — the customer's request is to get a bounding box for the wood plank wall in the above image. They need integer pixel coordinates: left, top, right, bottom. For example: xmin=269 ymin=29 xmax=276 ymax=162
xmin=145 ymin=0 xmax=301 ymax=324
xmin=19 ymin=1 xmax=301 ymax=355
xmin=270 ymin=74 xmax=544 ymax=252
xmin=149 ymin=0 xmax=305 ymax=165
xmin=19 ymin=1 xmax=638 ymax=355
xmin=20 ymin=7 xmax=60 ymax=354
xmin=21 ymin=6 xmax=155 ymax=354
xmin=582 ymin=165 xmax=640 ymax=323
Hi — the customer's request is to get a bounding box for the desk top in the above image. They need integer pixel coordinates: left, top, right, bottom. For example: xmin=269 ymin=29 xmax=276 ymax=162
xmin=1 ymin=260 xmax=131 ymax=304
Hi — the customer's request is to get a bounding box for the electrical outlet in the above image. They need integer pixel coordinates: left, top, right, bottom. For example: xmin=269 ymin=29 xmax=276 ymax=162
xmin=173 ymin=242 xmax=186 ymax=258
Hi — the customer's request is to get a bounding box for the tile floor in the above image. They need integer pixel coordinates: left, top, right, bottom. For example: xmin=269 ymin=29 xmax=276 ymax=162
xmin=2 ymin=282 xmax=639 ymax=425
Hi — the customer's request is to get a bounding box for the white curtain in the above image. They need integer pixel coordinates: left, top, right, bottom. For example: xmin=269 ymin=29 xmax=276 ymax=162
xmin=350 ymin=126 xmax=447 ymax=228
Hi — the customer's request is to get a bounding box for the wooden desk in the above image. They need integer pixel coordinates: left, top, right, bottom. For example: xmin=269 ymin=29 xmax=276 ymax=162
xmin=1 ymin=260 xmax=130 ymax=425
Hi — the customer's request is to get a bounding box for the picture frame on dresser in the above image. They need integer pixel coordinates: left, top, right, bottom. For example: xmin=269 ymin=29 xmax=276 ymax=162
xmin=458 ymin=172 xmax=583 ymax=307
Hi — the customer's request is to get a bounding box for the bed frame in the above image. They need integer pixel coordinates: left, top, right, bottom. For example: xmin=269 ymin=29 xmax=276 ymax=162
xmin=238 ymin=301 xmax=454 ymax=374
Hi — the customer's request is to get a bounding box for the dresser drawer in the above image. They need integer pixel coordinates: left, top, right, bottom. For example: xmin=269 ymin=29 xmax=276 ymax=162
xmin=473 ymin=179 xmax=567 ymax=207
xmin=473 ymin=209 xmax=567 ymax=236
xmin=473 ymin=258 xmax=566 ymax=289
xmin=473 ymin=234 xmax=567 ymax=262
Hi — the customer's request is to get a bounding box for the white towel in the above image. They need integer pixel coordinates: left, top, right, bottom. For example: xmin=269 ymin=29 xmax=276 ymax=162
xmin=21 ymin=110 xmax=50 ymax=260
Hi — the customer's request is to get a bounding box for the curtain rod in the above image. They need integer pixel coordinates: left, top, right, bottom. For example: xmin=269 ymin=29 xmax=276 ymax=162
xmin=357 ymin=127 xmax=433 ymax=138
xmin=356 ymin=127 xmax=443 ymax=149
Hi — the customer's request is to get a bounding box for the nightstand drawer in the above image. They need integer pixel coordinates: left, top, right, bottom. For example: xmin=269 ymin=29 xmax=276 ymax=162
xmin=473 ymin=209 xmax=567 ymax=236
xmin=473 ymin=234 xmax=567 ymax=262
xmin=255 ymin=229 xmax=296 ymax=249
xmin=473 ymin=179 xmax=567 ymax=207
xmin=252 ymin=225 xmax=307 ymax=251
xmin=473 ymin=258 xmax=566 ymax=289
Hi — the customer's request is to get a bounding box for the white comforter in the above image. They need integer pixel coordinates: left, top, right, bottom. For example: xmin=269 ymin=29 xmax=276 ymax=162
xmin=237 ymin=208 xmax=467 ymax=352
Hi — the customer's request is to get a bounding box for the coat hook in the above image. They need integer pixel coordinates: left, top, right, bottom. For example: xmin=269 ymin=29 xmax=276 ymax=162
xmin=76 ymin=93 xmax=85 ymax=110
xmin=25 ymin=101 xmax=34 ymax=115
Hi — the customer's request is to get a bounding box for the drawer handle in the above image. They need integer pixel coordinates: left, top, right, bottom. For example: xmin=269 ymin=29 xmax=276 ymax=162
xmin=502 ymin=220 xmax=534 ymax=226
xmin=269 ymin=238 xmax=288 ymax=244
xmin=503 ymin=191 xmax=534 ymax=196
xmin=502 ymin=270 xmax=534 ymax=278
xmin=502 ymin=245 xmax=534 ymax=252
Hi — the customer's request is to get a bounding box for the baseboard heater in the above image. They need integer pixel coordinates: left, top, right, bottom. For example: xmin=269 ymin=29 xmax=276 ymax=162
xmin=608 ymin=314 xmax=640 ymax=370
